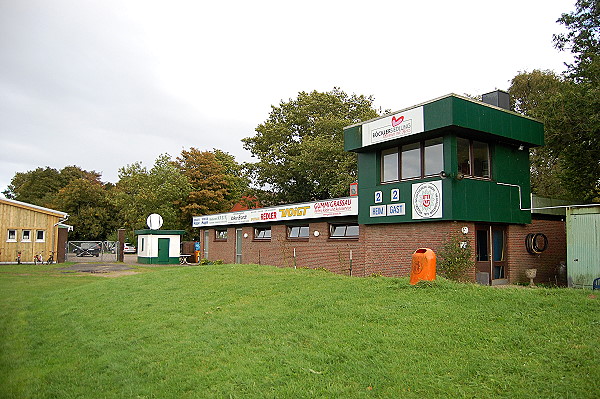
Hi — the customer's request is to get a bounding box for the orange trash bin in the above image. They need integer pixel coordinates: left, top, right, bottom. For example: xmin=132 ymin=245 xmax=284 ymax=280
xmin=410 ymin=248 xmax=436 ymax=285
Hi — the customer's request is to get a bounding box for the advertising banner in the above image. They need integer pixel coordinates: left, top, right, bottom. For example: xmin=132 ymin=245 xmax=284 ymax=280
xmin=362 ymin=106 xmax=424 ymax=147
xmin=192 ymin=197 xmax=358 ymax=227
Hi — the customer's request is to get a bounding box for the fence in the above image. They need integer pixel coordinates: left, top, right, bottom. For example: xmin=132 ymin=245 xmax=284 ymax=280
xmin=66 ymin=241 xmax=118 ymax=263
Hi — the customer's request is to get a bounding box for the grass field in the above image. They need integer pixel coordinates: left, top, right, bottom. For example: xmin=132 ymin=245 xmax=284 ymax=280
xmin=1 ymin=263 xmax=598 ymax=398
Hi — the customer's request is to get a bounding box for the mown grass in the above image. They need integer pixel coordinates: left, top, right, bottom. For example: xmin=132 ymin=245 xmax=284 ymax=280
xmin=0 ymin=263 xmax=598 ymax=398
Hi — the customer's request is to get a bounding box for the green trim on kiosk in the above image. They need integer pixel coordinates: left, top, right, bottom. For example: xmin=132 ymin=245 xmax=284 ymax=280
xmin=134 ymin=229 xmax=186 ymax=235
xmin=137 ymin=256 xmax=180 ymax=265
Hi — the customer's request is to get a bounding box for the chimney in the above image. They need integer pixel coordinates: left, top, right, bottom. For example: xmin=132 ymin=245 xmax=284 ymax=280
xmin=481 ymin=90 xmax=510 ymax=110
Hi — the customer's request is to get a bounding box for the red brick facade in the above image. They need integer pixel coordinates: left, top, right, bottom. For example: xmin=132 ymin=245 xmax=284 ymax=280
xmin=200 ymin=217 xmax=566 ymax=285
xmin=507 ymin=217 xmax=567 ymax=285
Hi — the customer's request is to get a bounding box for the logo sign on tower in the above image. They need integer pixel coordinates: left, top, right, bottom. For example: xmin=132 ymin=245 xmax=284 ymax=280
xmin=412 ymin=181 xmax=442 ymax=219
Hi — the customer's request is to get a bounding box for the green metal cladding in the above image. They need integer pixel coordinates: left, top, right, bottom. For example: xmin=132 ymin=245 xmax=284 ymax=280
xmin=345 ymin=94 xmax=544 ymax=225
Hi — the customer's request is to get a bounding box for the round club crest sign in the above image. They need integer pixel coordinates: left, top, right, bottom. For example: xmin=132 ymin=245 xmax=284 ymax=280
xmin=412 ymin=181 xmax=442 ymax=219
xmin=146 ymin=213 xmax=164 ymax=230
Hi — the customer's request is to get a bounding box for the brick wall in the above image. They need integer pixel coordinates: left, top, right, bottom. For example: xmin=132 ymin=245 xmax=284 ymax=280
xmin=362 ymin=221 xmax=476 ymax=278
xmin=200 ymin=218 xmax=565 ymax=285
xmin=206 ymin=228 xmax=236 ymax=263
xmin=201 ymin=223 xmax=363 ymax=276
xmin=507 ymin=218 xmax=566 ymax=285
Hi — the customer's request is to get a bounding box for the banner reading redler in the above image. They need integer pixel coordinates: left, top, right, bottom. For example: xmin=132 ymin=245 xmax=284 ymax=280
xmin=192 ymin=197 xmax=358 ymax=227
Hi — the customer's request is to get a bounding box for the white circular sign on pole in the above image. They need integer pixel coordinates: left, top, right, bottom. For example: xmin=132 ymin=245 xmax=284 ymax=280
xmin=147 ymin=213 xmax=163 ymax=230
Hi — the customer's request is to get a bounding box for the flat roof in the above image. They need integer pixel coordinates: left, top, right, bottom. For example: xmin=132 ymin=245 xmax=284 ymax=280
xmin=344 ymin=93 xmax=544 ymax=152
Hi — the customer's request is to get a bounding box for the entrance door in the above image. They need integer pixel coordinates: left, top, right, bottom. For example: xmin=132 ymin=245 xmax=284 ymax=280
xmin=203 ymin=230 xmax=209 ymax=259
xmin=235 ymin=228 xmax=243 ymax=264
xmin=475 ymin=225 xmax=508 ymax=285
xmin=158 ymin=238 xmax=170 ymax=264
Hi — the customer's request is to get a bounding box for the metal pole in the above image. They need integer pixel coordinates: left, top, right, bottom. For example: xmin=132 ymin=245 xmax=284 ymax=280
xmin=349 ymin=249 xmax=353 ymax=276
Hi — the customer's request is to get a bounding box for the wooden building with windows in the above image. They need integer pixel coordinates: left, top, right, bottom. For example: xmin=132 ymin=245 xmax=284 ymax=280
xmin=196 ymin=92 xmax=567 ymax=285
xmin=0 ymin=197 xmax=69 ymax=264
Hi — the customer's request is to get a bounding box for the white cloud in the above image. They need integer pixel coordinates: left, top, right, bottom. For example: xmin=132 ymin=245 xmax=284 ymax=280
xmin=0 ymin=0 xmax=574 ymax=191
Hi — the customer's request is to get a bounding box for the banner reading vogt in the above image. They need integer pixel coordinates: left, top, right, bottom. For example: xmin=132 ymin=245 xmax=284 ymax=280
xmin=192 ymin=197 xmax=358 ymax=227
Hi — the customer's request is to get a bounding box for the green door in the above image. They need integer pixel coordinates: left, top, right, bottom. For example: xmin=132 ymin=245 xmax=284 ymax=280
xmin=158 ymin=238 xmax=170 ymax=264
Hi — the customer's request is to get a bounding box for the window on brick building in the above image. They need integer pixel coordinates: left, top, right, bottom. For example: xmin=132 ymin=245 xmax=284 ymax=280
xmin=215 ymin=229 xmax=228 ymax=241
xmin=329 ymin=223 xmax=359 ymax=238
xmin=287 ymin=225 xmax=309 ymax=239
xmin=254 ymin=227 xmax=271 ymax=240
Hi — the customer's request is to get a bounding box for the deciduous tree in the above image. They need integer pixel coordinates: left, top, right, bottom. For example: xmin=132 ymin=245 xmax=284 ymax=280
xmin=242 ymin=88 xmax=380 ymax=205
xmin=176 ymin=148 xmax=243 ymax=226
xmin=114 ymin=154 xmax=191 ymax=238
xmin=508 ymin=0 xmax=599 ymax=202
xmin=48 ymin=179 xmax=117 ymax=240
xmin=3 ymin=165 xmax=102 ymax=206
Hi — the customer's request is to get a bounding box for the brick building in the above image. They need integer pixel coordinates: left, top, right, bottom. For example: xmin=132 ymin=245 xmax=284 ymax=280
xmin=195 ymin=92 xmax=567 ymax=285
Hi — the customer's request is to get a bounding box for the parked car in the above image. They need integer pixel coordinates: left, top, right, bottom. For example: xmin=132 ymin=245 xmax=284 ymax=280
xmin=123 ymin=243 xmax=137 ymax=254
xmin=73 ymin=242 xmax=101 ymax=257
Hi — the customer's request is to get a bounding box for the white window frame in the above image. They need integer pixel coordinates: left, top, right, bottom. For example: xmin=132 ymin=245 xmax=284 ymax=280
xmin=7 ymin=229 xmax=17 ymax=242
xmin=329 ymin=224 xmax=360 ymax=239
xmin=35 ymin=230 xmax=45 ymax=242
xmin=22 ymin=230 xmax=32 ymax=242
xmin=215 ymin=229 xmax=228 ymax=241
xmin=254 ymin=227 xmax=272 ymax=240
xmin=287 ymin=225 xmax=309 ymax=239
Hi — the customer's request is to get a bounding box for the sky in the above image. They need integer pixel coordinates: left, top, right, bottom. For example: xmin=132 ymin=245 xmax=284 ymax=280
xmin=0 ymin=0 xmax=576 ymax=194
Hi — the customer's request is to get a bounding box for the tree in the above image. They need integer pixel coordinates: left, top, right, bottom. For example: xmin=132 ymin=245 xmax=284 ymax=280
xmin=212 ymin=149 xmax=250 ymax=204
xmin=48 ymin=179 xmax=118 ymax=240
xmin=176 ymin=148 xmax=243 ymax=226
xmin=509 ymin=69 xmax=599 ymax=202
xmin=508 ymin=1 xmax=600 ymax=202
xmin=114 ymin=154 xmax=191 ymax=238
xmin=509 ymin=70 xmax=572 ymax=199
xmin=242 ymin=88 xmax=380 ymax=205
xmin=3 ymin=165 xmax=102 ymax=206
xmin=553 ymin=0 xmax=600 ymax=83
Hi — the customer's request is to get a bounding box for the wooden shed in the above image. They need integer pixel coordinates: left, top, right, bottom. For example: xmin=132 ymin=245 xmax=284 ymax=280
xmin=0 ymin=197 xmax=69 ymax=264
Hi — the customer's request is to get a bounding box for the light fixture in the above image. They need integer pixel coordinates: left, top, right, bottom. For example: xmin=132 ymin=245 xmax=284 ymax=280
xmin=313 ymin=231 xmax=320 ymax=237
xmin=518 ymin=145 xmax=524 ymax=151
xmin=243 ymin=233 xmax=248 ymax=238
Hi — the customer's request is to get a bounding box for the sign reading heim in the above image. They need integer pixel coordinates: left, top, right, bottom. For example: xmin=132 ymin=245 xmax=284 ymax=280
xmin=192 ymin=197 xmax=358 ymax=227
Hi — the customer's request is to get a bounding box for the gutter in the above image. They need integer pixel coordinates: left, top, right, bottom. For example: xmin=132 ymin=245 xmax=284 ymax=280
xmin=496 ymin=182 xmax=599 ymax=211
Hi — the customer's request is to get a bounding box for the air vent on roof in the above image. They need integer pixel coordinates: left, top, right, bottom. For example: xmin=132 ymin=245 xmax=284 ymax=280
xmin=481 ymin=90 xmax=510 ymax=110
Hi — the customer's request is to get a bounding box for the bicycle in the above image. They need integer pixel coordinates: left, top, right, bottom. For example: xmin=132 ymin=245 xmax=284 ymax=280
xmin=34 ymin=251 xmax=43 ymax=265
xmin=45 ymin=251 xmax=55 ymax=265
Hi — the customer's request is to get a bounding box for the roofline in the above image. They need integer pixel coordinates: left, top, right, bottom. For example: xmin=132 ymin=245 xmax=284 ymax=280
xmin=344 ymin=93 xmax=541 ymax=130
xmin=0 ymin=197 xmax=68 ymax=218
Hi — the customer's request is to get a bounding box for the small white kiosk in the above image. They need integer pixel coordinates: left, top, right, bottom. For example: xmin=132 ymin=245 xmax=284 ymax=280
xmin=135 ymin=214 xmax=185 ymax=265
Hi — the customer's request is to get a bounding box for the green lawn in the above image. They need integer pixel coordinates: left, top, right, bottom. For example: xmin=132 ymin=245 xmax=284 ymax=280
xmin=0 ymin=264 xmax=598 ymax=398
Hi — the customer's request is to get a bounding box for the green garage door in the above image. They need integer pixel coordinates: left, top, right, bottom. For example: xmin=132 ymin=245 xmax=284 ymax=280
xmin=567 ymin=207 xmax=600 ymax=288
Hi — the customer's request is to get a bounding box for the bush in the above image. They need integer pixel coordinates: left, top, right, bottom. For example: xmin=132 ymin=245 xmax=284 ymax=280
xmin=199 ymin=259 xmax=224 ymax=265
xmin=437 ymin=234 xmax=474 ymax=282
